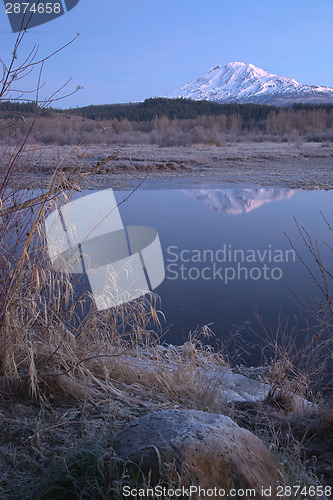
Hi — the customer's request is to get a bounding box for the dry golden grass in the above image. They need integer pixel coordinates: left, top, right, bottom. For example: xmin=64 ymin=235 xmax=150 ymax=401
xmin=0 ymin=149 xmax=235 ymax=497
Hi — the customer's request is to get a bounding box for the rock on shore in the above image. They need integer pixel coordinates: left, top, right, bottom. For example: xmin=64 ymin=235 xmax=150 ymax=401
xmin=112 ymin=409 xmax=284 ymax=499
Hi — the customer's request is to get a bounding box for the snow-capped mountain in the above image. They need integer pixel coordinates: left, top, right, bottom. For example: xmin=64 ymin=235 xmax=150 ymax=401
xmin=183 ymin=188 xmax=295 ymax=215
xmin=165 ymin=62 xmax=333 ymax=106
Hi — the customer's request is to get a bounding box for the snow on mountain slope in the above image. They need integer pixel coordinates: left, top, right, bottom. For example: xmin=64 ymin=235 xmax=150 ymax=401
xmin=165 ymin=62 xmax=333 ymax=106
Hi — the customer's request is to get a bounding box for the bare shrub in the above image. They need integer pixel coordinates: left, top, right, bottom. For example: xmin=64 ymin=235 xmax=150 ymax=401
xmin=254 ymin=214 xmax=333 ymax=410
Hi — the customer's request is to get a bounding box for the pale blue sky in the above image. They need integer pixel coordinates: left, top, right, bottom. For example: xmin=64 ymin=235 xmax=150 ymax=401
xmin=1 ymin=0 xmax=333 ymax=107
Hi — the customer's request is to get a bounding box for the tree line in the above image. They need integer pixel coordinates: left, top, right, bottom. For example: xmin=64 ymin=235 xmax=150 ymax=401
xmin=2 ymin=97 xmax=333 ymax=124
xmin=1 ymin=98 xmax=333 ymax=145
xmin=68 ymin=98 xmax=280 ymax=123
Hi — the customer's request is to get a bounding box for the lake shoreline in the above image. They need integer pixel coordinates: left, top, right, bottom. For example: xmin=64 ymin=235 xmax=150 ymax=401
xmin=14 ymin=141 xmax=333 ymax=191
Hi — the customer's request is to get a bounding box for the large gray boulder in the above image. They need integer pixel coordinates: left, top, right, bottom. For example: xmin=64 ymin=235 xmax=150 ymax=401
xmin=112 ymin=409 xmax=284 ymax=499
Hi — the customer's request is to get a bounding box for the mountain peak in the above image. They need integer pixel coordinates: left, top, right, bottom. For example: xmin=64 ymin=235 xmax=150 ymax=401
xmin=227 ymin=61 xmax=246 ymax=67
xmin=165 ymin=63 xmax=333 ymax=106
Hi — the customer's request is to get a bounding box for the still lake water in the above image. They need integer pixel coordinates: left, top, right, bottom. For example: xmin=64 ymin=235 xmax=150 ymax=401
xmin=108 ymin=186 xmax=333 ymax=363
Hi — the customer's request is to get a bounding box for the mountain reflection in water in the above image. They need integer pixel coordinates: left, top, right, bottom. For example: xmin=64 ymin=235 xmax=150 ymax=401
xmin=182 ymin=188 xmax=295 ymax=215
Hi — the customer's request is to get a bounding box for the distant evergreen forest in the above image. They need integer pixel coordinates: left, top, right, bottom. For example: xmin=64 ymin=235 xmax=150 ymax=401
xmin=68 ymin=98 xmax=333 ymax=123
xmin=0 ymin=101 xmax=51 ymax=117
xmin=1 ymin=98 xmax=333 ymax=123
xmin=69 ymin=98 xmax=278 ymax=122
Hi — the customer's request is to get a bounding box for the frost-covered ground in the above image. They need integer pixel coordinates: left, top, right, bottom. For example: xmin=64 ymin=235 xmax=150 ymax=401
xmin=15 ymin=141 xmax=333 ymax=190
xmin=124 ymin=344 xmax=313 ymax=412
